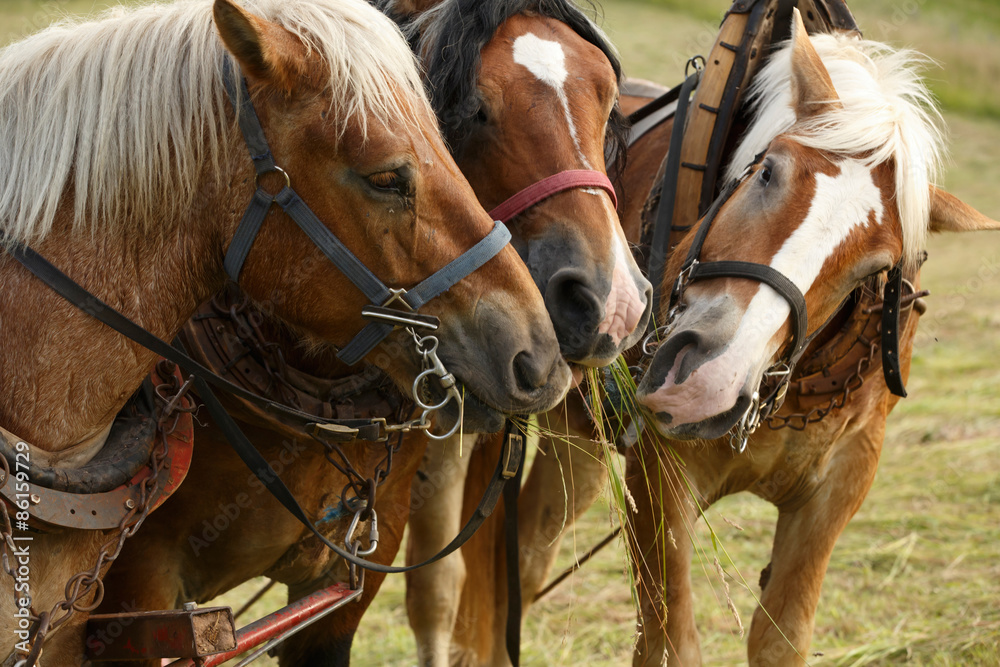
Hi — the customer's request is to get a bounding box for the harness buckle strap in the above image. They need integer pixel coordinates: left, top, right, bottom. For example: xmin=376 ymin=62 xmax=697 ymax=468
xmin=501 ymin=430 xmax=525 ymax=480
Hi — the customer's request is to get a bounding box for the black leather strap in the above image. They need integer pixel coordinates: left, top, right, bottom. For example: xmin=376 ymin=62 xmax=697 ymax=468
xmin=690 ymin=260 xmax=808 ymax=357
xmin=224 ymin=188 xmax=274 ymax=281
xmin=221 ymin=62 xmax=276 ymax=176
xmin=336 ymin=219 xmax=511 ymax=365
xmin=198 ymin=370 xmax=526 ymax=574
xmin=503 ymin=446 xmax=524 ymax=666
xmin=881 ymin=264 xmax=907 ymax=397
xmin=648 ymin=72 xmax=700 ymax=315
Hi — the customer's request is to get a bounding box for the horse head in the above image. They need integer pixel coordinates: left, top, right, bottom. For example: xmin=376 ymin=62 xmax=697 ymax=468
xmin=637 ymin=10 xmax=1000 ymax=441
xmin=213 ymin=0 xmax=571 ymax=430
xmin=410 ymin=0 xmax=652 ymax=371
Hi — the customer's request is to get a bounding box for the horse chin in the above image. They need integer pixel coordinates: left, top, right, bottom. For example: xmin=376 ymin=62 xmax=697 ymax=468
xmin=647 ymin=393 xmax=752 ymax=442
xmin=431 ymin=388 xmax=506 ymax=435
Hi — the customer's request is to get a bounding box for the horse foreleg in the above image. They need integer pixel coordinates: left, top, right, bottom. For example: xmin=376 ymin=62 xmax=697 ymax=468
xmin=749 ymin=426 xmax=884 ymax=666
xmin=405 ymin=432 xmax=478 ymax=667
xmin=627 ymin=441 xmax=702 ymax=667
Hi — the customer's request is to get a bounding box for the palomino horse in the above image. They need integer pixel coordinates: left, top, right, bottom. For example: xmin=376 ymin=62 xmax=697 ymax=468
xmin=427 ymin=10 xmax=1000 ymax=667
xmin=97 ymin=0 xmax=645 ymax=664
xmin=628 ymin=13 xmax=1000 ymax=666
xmin=0 ymin=0 xmax=570 ymax=663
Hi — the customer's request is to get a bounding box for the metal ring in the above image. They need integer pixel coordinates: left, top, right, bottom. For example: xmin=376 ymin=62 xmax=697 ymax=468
xmin=254 ymin=166 xmax=291 ymax=193
xmin=412 ymin=369 xmax=456 ymax=411
xmin=423 ymin=407 xmax=463 ymax=441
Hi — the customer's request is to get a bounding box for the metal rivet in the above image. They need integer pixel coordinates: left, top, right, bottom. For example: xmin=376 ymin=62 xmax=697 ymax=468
xmin=29 ymin=494 xmax=40 ymax=505
xmin=124 ymin=499 xmax=136 ymax=510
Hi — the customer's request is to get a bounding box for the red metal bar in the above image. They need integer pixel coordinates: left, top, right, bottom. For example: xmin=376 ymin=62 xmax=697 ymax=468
xmin=166 ymin=583 xmax=360 ymax=667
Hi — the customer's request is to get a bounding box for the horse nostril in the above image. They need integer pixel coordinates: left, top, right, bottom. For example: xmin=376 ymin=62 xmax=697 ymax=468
xmin=544 ymin=268 xmax=602 ymax=337
xmin=512 ymin=350 xmax=548 ymax=392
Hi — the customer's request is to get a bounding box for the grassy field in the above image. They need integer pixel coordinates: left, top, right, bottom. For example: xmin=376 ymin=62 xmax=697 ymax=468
xmin=4 ymin=0 xmax=999 ymax=665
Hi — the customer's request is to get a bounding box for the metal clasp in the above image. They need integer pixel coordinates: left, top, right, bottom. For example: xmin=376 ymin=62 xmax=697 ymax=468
xmin=408 ymin=328 xmax=464 ymax=441
xmin=729 ymin=390 xmax=762 ymax=453
xmin=345 ymin=507 xmax=378 ymax=558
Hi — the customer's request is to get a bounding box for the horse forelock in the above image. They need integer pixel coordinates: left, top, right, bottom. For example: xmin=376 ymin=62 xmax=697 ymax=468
xmin=407 ymin=0 xmax=627 ymax=174
xmin=0 ymin=0 xmax=427 ymax=246
xmin=725 ymin=33 xmax=944 ymax=272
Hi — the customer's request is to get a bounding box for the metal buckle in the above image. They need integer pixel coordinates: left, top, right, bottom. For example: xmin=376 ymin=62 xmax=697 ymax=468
xmin=501 ymin=432 xmax=524 ymax=479
xmin=361 ymin=305 xmax=439 ymax=331
xmin=381 ymin=288 xmax=413 ymax=311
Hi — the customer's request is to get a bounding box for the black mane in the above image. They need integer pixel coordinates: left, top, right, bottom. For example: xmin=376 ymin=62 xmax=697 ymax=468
xmin=385 ymin=0 xmax=629 ymax=176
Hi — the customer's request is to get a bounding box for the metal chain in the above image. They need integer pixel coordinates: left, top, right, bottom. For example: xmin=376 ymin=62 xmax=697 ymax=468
xmin=4 ymin=361 xmax=192 ymax=666
xmin=765 ymin=336 xmax=879 ymax=431
xmin=764 ymin=279 xmax=926 ymax=431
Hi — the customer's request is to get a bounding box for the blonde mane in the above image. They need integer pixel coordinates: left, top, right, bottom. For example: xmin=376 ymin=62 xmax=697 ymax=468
xmin=726 ymin=32 xmax=945 ymax=271
xmin=0 ymin=0 xmax=427 ymax=245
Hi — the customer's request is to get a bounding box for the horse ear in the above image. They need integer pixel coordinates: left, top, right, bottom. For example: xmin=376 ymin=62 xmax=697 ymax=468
xmin=789 ymin=8 xmax=841 ymax=120
xmin=929 ymin=185 xmax=1000 ymax=232
xmin=213 ymin=0 xmax=308 ymax=91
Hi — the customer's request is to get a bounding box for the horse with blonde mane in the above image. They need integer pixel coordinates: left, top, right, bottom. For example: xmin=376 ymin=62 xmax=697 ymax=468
xmin=0 ymin=0 xmax=571 ymax=663
xmin=626 ymin=12 xmax=1000 ymax=665
xmin=422 ymin=8 xmax=1000 ymax=667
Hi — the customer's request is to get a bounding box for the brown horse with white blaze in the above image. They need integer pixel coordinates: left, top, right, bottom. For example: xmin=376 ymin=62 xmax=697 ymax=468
xmin=629 ymin=12 xmax=1000 ymax=665
xmin=0 ymin=0 xmax=568 ymax=663
xmin=432 ymin=9 xmax=1000 ymax=667
xmin=391 ymin=1 xmax=651 ymax=664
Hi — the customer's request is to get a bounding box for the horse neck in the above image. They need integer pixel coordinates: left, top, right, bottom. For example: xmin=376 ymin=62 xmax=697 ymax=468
xmin=0 ymin=182 xmax=235 ymax=452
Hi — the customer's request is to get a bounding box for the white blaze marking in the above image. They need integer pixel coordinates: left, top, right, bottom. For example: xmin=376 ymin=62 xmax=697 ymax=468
xmin=512 ymin=32 xmax=593 ymax=169
xmin=732 ymin=159 xmax=884 ymax=355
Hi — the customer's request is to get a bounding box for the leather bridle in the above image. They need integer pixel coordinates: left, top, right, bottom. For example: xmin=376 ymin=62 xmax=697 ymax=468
xmin=219 ymin=64 xmax=512 ymax=368
xmin=647 ymin=154 xmax=908 ymax=450
xmin=1 ymin=61 xmax=536 ymax=575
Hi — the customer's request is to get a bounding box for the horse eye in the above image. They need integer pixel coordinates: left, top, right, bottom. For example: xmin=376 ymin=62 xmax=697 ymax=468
xmin=368 ymin=170 xmax=403 ymax=192
xmin=759 ymin=165 xmax=772 ymax=186
xmin=474 ymin=107 xmax=489 ymax=124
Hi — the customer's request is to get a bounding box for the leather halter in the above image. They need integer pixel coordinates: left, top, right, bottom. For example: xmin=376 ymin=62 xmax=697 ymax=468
xmin=658 ymin=159 xmax=822 ymax=441
xmin=670 ymin=162 xmax=809 ymax=363
xmin=488 ymin=170 xmax=618 ymax=223
xmin=661 ymin=156 xmax=908 ymax=440
xmin=220 ymin=63 xmax=512 ymax=366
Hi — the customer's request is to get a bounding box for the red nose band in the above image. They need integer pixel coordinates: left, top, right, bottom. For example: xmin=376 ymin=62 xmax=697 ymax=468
xmin=488 ymin=170 xmax=618 ymax=223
